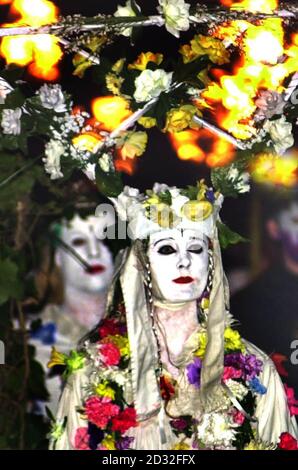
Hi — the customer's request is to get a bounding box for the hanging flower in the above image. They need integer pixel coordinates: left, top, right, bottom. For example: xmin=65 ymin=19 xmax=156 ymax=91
xmin=38 ymin=84 xmax=67 ymax=113
xmin=138 ymin=116 xmax=157 ymax=128
xmin=65 ymin=350 xmax=86 ymax=375
xmin=105 ymin=335 xmax=130 ymax=358
xmin=231 ymin=409 xmax=245 ymax=426
xmin=224 ymin=327 xmax=245 ymax=352
xmin=278 ymin=432 xmax=298 ymax=450
xmin=264 ymin=115 xmax=294 ymax=155
xmin=111 ymin=407 xmax=137 ymax=434
xmin=223 ymin=366 xmax=242 ymax=381
xmin=180 ymin=35 xmax=230 ymax=65
xmin=186 ymin=357 xmax=202 ymax=389
xmin=128 ymin=52 xmax=164 ymax=71
xmin=248 ymin=377 xmax=267 ymax=395
xmin=100 ymin=342 xmax=121 ymax=367
xmin=164 ymin=105 xmax=202 ymax=133
xmin=114 ymin=1 xmax=137 ymax=37
xmin=118 ymin=131 xmax=148 ymax=159
xmin=224 ymin=353 xmax=263 ymax=381
xmin=194 ymin=331 xmax=208 ymax=359
xmin=85 ymin=396 xmax=120 ymax=429
xmin=158 ymin=0 xmax=190 ymax=38
xmin=1 ymin=108 xmax=22 ymax=135
xmin=160 ymin=374 xmax=176 ymax=401
xmin=43 ymin=139 xmax=65 ymax=180
xmin=134 ymin=69 xmax=173 ymax=103
xmin=244 ymin=439 xmax=276 ymax=450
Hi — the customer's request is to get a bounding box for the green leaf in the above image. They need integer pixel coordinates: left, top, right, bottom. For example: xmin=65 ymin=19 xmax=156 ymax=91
xmin=95 ymin=163 xmax=123 ymax=197
xmin=173 ymin=55 xmax=210 ymax=85
xmin=217 ymin=222 xmax=249 ymax=249
xmin=4 ymin=89 xmax=26 ymax=109
xmin=158 ymin=190 xmax=172 ymax=205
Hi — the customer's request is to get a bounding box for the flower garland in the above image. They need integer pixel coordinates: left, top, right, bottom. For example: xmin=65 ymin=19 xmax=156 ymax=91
xmin=48 ymin=303 xmax=298 ymax=451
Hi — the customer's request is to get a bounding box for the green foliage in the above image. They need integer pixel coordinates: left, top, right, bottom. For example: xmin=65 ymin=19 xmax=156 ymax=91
xmin=217 ymin=221 xmax=249 ymax=250
xmin=95 ymin=162 xmax=124 ymax=196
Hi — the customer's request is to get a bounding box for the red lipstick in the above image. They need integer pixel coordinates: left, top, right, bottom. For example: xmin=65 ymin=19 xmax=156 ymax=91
xmin=172 ymin=276 xmax=194 ymax=284
xmin=86 ymin=264 xmax=106 ymax=275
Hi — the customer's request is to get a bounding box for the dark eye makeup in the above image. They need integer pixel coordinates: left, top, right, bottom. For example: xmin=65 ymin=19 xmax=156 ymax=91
xmin=157 ymin=245 xmax=176 ymax=255
xmin=71 ymin=237 xmax=87 ymax=247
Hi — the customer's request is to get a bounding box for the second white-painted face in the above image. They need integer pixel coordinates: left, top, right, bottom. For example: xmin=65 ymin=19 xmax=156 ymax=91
xmin=55 ymin=215 xmax=114 ymax=294
xmin=148 ymin=228 xmax=209 ymax=303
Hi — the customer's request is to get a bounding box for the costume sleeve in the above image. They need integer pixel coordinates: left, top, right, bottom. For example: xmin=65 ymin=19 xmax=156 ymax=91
xmin=255 ymin=355 xmax=298 ymax=444
xmin=50 ymin=368 xmax=88 ymax=450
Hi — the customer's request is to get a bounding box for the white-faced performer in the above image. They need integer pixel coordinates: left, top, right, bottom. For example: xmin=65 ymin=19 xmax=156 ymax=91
xmin=50 ymin=183 xmax=298 ymax=450
xmin=30 ymin=214 xmax=114 ymax=415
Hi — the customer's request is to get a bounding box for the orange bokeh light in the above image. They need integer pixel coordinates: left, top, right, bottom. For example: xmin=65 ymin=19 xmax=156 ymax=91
xmin=72 ymin=133 xmax=102 ymax=153
xmin=91 ymin=96 xmax=132 ymax=132
xmin=0 ymin=0 xmax=62 ymax=80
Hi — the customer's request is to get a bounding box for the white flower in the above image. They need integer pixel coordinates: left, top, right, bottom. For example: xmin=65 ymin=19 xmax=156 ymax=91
xmin=158 ymin=0 xmax=190 ymax=37
xmin=264 ymin=115 xmax=294 ymax=155
xmin=38 ymin=84 xmax=67 ymax=113
xmin=227 ymin=165 xmax=250 ymax=194
xmin=0 ymin=77 xmax=13 ymax=105
xmin=225 ymin=379 xmax=249 ymax=401
xmin=43 ymin=139 xmax=65 ymax=180
xmin=1 ymin=108 xmax=22 ymax=135
xmin=134 ymin=69 xmax=173 ymax=103
xmin=197 ymin=412 xmax=238 ymax=448
xmin=114 ymin=1 xmax=137 ymax=37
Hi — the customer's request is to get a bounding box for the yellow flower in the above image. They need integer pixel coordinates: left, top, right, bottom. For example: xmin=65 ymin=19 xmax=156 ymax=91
xmin=73 ymin=36 xmax=107 ymax=78
xmin=172 ymin=442 xmax=191 ymax=450
xmin=95 ymin=381 xmax=116 ymax=400
xmin=119 ymin=131 xmax=148 ymax=160
xmin=107 ymin=335 xmax=130 ymax=358
xmin=224 ymin=327 xmax=245 ymax=353
xmin=112 ymin=58 xmax=126 ymax=74
xmin=105 ymin=73 xmax=124 ymax=95
xmin=101 ymin=435 xmax=116 ymax=450
xmin=143 ymin=195 xmax=160 ymax=208
xmin=47 ymin=347 xmax=66 ymax=369
xmin=194 ymin=331 xmax=208 ymax=359
xmin=164 ymin=105 xmax=201 ymax=133
xmin=244 ymin=440 xmax=276 ymax=450
xmin=138 ymin=116 xmax=157 ymax=129
xmin=181 ymin=200 xmax=213 ymax=222
xmin=128 ymin=52 xmax=163 ymax=71
xmin=180 ymin=35 xmax=230 ymax=65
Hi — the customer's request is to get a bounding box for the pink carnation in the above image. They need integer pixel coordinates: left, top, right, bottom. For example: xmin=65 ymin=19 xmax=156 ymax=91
xmin=85 ymin=396 xmax=120 ymax=429
xmin=100 ymin=342 xmax=121 ymax=366
xmin=285 ymin=384 xmax=298 ymax=416
xmin=231 ymin=409 xmax=245 ymax=425
xmin=74 ymin=427 xmax=90 ymax=450
xmin=223 ymin=366 xmax=242 ymax=381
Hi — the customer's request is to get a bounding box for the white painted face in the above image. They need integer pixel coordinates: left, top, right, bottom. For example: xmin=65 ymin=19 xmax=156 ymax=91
xmin=55 ymin=215 xmax=114 ymax=294
xmin=148 ymin=228 xmax=209 ymax=303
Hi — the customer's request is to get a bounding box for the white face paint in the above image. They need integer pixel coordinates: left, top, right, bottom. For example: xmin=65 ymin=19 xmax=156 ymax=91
xmin=148 ymin=228 xmax=209 ymax=303
xmin=55 ymin=215 xmax=114 ymax=294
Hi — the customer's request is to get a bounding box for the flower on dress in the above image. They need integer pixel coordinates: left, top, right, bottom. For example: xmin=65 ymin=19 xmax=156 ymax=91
xmin=74 ymin=427 xmax=90 ymax=450
xmin=100 ymin=342 xmax=121 ymax=367
xmin=157 ymin=0 xmax=190 ymax=38
xmin=85 ymin=396 xmax=120 ymax=429
xmin=197 ymin=412 xmax=238 ymax=448
xmin=186 ymin=357 xmax=202 ymax=389
xmin=116 ymin=436 xmax=135 ymax=450
xmin=284 ymin=385 xmax=298 ymax=416
xmin=278 ymin=432 xmax=298 ymax=450
xmin=111 ymin=407 xmax=137 ymax=434
xmin=248 ymin=377 xmax=267 ymax=395
xmin=99 ymin=319 xmax=121 ymax=338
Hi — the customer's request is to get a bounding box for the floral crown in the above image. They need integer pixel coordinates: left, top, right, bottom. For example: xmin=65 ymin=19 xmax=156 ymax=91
xmin=111 ymin=180 xmax=224 ymax=240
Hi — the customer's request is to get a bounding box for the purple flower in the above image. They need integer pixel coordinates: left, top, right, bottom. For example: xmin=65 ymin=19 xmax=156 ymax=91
xmin=170 ymin=418 xmax=188 ymax=431
xmin=186 ymin=357 xmax=202 ymax=389
xmin=205 ymin=189 xmax=215 ymax=203
xmin=224 ymin=353 xmax=263 ymax=381
xmin=116 ymin=436 xmax=134 ymax=450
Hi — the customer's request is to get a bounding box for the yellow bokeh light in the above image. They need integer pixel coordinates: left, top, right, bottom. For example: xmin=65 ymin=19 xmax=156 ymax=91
xmin=92 ymin=96 xmax=132 ymax=132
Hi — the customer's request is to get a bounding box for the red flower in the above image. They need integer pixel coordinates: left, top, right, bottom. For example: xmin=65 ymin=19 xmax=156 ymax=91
xmin=74 ymin=427 xmax=90 ymax=450
xmin=160 ymin=375 xmax=175 ymax=401
xmin=99 ymin=319 xmax=120 ymax=338
xmin=100 ymin=342 xmax=121 ymax=366
xmin=284 ymin=384 xmax=298 ymax=416
xmin=111 ymin=407 xmax=137 ymax=434
xmin=270 ymin=353 xmax=289 ymax=377
xmin=278 ymin=432 xmax=298 ymax=450
xmin=85 ymin=396 xmax=120 ymax=429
